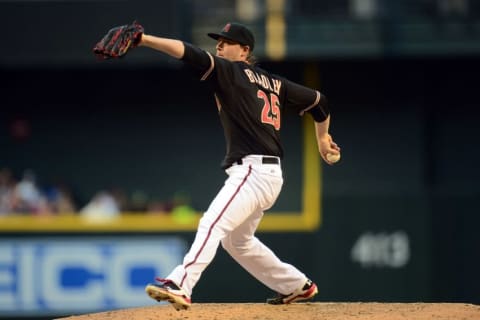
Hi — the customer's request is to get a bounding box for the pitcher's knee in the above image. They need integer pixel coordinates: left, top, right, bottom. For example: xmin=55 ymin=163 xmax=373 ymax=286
xmin=221 ymin=238 xmax=253 ymax=255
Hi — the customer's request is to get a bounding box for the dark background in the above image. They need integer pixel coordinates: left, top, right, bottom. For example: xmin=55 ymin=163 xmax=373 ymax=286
xmin=1 ymin=1 xmax=479 ymax=318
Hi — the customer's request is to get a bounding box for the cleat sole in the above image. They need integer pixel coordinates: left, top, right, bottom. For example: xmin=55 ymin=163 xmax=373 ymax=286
xmin=145 ymin=284 xmax=191 ymax=311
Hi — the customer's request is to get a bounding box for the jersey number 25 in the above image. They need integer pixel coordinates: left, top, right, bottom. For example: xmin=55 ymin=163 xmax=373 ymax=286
xmin=258 ymin=90 xmax=281 ymax=130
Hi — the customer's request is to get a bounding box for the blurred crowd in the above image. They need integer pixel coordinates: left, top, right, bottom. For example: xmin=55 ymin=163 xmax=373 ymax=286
xmin=0 ymin=167 xmax=75 ymax=216
xmin=0 ymin=167 xmax=195 ymax=218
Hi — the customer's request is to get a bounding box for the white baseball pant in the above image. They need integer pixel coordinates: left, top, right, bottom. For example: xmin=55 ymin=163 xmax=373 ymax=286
xmin=166 ymin=155 xmax=307 ymax=297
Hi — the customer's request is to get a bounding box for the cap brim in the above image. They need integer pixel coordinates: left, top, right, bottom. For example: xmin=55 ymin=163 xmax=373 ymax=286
xmin=207 ymin=32 xmax=243 ymax=45
xmin=207 ymin=32 xmax=222 ymax=40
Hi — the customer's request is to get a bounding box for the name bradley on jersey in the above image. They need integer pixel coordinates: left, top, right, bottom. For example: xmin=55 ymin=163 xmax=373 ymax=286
xmin=244 ymin=69 xmax=282 ymax=96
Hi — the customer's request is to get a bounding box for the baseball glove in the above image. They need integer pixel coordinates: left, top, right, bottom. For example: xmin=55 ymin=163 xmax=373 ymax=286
xmin=93 ymin=21 xmax=144 ymax=59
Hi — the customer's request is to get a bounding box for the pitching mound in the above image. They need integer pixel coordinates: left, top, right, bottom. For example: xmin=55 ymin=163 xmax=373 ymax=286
xmin=58 ymin=302 xmax=479 ymax=320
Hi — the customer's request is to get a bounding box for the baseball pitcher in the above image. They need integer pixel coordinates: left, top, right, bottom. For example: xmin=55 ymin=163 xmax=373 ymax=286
xmin=94 ymin=21 xmax=341 ymax=311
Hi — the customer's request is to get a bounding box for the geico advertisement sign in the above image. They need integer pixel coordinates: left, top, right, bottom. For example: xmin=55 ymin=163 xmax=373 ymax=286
xmin=0 ymin=237 xmax=187 ymax=315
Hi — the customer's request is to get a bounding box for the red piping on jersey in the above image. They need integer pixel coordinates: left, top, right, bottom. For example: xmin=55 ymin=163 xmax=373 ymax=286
xmin=299 ymin=90 xmax=321 ymax=116
xmin=200 ymin=52 xmax=215 ymax=81
xmin=180 ymin=165 xmax=253 ymax=287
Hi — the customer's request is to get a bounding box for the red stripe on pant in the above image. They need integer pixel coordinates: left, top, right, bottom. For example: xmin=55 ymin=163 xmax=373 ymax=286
xmin=180 ymin=165 xmax=252 ymax=287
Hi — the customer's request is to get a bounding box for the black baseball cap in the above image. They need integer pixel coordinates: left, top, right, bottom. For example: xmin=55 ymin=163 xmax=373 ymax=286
xmin=208 ymin=22 xmax=255 ymax=51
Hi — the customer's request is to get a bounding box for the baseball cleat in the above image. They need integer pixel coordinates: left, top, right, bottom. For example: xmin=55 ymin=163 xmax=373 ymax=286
xmin=145 ymin=278 xmax=191 ymax=311
xmin=266 ymin=279 xmax=318 ymax=305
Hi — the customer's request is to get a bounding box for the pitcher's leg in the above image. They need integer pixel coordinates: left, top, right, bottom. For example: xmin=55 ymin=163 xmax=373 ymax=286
xmin=221 ymin=210 xmax=307 ymax=295
xmin=167 ymin=166 xmax=257 ymax=296
xmin=166 ymin=214 xmax=222 ymax=296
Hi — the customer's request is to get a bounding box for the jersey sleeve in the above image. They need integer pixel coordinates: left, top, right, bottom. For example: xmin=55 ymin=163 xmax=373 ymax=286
xmin=180 ymin=42 xmax=234 ymax=84
xmin=282 ymin=78 xmax=321 ymax=115
xmin=180 ymin=42 xmax=215 ymax=80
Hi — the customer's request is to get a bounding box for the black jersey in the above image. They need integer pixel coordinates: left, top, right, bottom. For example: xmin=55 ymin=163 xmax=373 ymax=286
xmin=182 ymin=43 xmax=321 ymax=169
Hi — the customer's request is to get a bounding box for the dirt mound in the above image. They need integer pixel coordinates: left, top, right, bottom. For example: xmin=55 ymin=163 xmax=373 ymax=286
xmin=58 ymin=302 xmax=480 ymax=320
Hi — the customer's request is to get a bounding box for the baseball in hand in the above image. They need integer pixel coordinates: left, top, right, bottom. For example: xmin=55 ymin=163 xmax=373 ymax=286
xmin=326 ymin=152 xmax=341 ymax=163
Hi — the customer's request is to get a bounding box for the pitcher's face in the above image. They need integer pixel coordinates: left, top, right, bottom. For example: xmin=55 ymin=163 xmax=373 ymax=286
xmin=215 ymin=37 xmax=249 ymax=62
